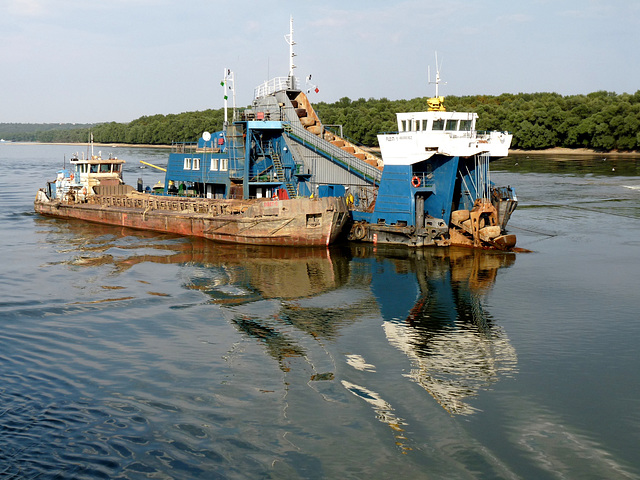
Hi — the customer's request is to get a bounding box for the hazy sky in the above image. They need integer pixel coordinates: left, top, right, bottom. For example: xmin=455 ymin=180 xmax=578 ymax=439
xmin=2 ymin=0 xmax=638 ymax=124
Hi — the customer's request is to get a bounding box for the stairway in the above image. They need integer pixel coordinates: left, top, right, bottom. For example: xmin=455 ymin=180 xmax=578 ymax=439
xmin=271 ymin=151 xmax=297 ymax=198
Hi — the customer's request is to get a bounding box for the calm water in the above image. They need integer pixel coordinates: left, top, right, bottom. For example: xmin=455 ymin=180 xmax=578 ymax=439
xmin=1 ymin=144 xmax=639 ymax=479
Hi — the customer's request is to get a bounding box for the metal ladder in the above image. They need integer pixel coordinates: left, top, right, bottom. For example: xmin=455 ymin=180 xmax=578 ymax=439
xmin=271 ymin=151 xmax=297 ymax=198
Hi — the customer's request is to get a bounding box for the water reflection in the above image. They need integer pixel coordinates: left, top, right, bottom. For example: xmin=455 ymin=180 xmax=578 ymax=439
xmin=38 ymin=217 xmax=350 ymax=303
xmin=39 ymin=218 xmax=517 ymax=416
xmin=359 ymin=245 xmax=518 ymax=415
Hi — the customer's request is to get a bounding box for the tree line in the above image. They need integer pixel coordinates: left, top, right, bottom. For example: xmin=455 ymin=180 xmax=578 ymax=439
xmin=3 ymin=90 xmax=640 ymax=151
xmin=314 ymin=90 xmax=640 ymax=151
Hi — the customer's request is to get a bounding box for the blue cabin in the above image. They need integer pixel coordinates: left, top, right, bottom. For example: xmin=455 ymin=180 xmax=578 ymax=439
xmin=164 ymin=120 xmax=312 ymax=200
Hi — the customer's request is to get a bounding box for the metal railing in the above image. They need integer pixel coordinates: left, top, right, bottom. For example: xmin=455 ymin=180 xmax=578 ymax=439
xmin=254 ymin=77 xmax=299 ymax=99
xmin=283 ymin=122 xmax=382 ymax=185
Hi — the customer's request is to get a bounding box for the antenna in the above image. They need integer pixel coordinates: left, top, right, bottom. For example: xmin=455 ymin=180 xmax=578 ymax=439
xmin=284 ymin=15 xmax=296 ymax=89
xmin=428 ymin=52 xmax=446 ymax=97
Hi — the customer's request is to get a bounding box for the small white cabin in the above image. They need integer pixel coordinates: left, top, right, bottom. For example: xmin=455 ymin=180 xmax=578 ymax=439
xmin=70 ymin=153 xmax=125 ymax=192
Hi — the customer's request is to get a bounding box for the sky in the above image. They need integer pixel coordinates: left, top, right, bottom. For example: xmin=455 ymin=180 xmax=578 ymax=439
xmin=1 ymin=0 xmax=639 ymax=124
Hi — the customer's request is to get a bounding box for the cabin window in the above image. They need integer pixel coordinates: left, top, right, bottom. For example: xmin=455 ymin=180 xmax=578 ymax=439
xmin=113 ymin=164 xmax=121 ymax=172
xmin=220 ymin=158 xmax=228 ymax=171
xmin=432 ymin=119 xmax=445 ymax=131
xmin=90 ymin=164 xmax=99 ymax=173
xmin=100 ymin=164 xmax=110 ymax=173
xmin=401 ymin=120 xmax=407 ymax=132
xmin=210 ymin=158 xmax=219 ymax=171
xmin=192 ymin=157 xmax=200 ymax=170
xmin=445 ymin=119 xmax=458 ymax=131
xmin=459 ymin=120 xmax=472 ymax=131
xmin=184 ymin=157 xmax=192 ymax=170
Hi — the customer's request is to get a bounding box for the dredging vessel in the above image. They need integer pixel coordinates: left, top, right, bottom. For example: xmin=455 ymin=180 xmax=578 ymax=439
xmin=35 ymin=19 xmax=517 ymax=249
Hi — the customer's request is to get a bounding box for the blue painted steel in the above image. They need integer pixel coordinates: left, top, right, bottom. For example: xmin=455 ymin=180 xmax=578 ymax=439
xmin=163 ymin=121 xmax=308 ymax=200
xmin=422 ymin=156 xmax=459 ymax=225
xmin=317 ymin=184 xmax=346 ymax=198
xmin=353 ymin=156 xmax=462 ymax=227
xmin=370 ymin=165 xmax=415 ymax=225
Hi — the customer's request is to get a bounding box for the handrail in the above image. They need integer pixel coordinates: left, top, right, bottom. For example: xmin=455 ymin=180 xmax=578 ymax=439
xmin=284 ymin=122 xmax=382 ymax=185
xmin=254 ymin=77 xmax=299 ymax=99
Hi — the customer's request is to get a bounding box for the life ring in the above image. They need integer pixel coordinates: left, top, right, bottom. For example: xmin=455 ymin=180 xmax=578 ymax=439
xmin=69 ymin=173 xmax=74 ymax=182
xmin=411 ymin=176 xmax=421 ymax=188
xmin=81 ymin=187 xmax=87 ymax=195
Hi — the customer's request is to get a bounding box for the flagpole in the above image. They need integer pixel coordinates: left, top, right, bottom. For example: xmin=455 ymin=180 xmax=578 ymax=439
xmin=222 ymin=68 xmax=228 ymax=127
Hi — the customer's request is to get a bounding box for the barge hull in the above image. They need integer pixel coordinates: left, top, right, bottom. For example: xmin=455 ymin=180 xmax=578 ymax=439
xmin=34 ymin=192 xmax=348 ymax=247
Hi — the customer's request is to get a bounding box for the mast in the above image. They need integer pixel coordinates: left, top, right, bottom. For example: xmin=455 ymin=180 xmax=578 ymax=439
xmin=428 ymin=52 xmax=446 ymax=98
xmin=285 ymin=15 xmax=296 ymax=89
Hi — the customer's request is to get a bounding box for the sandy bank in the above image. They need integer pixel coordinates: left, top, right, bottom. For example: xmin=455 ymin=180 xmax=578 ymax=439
xmin=510 ymin=147 xmax=639 ymax=156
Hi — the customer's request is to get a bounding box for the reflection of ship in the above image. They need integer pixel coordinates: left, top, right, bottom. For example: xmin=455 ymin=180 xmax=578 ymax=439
xmin=44 ymin=217 xmax=517 ymax=416
xmin=361 ymin=245 xmax=518 ymax=415
xmin=39 ymin=219 xmax=350 ymax=304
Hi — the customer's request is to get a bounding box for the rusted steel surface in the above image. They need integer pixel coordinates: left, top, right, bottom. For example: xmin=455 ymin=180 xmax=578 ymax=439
xmin=34 ymin=192 xmax=349 ymax=247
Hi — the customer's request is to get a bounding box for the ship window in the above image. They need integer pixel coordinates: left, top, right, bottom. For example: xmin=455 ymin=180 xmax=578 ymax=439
xmin=193 ymin=157 xmax=200 ymax=170
xmin=220 ymin=158 xmax=228 ymax=171
xmin=401 ymin=120 xmax=407 ymax=132
xmin=184 ymin=157 xmax=192 ymax=170
xmin=210 ymin=158 xmax=219 ymax=171
xmin=445 ymin=120 xmax=458 ymax=131
xmin=90 ymin=164 xmax=99 ymax=173
xmin=460 ymin=120 xmax=472 ymax=131
xmin=433 ymin=119 xmax=445 ymax=131
xmin=100 ymin=164 xmax=110 ymax=173
xmin=113 ymin=164 xmax=121 ymax=172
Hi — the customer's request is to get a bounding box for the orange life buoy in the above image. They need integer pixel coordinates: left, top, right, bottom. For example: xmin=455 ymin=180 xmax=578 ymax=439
xmin=411 ymin=176 xmax=421 ymax=188
xmin=69 ymin=173 xmax=74 ymax=181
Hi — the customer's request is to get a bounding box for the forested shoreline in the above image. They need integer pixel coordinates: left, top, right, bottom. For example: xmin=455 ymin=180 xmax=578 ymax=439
xmin=2 ymin=90 xmax=639 ymax=151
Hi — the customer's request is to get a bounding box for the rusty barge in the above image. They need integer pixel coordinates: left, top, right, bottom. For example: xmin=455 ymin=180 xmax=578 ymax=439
xmin=34 ymin=152 xmax=348 ymax=247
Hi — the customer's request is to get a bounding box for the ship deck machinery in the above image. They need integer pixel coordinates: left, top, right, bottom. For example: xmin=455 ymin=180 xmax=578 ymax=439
xmin=349 ymin=96 xmax=517 ymax=249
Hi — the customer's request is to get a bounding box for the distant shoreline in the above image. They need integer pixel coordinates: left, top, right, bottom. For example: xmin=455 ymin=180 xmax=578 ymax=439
xmin=4 ymin=142 xmax=639 ymax=157
xmin=2 ymin=141 xmax=172 ymax=149
xmin=510 ymin=147 xmax=639 ymax=156
xmin=368 ymin=146 xmax=640 ymax=157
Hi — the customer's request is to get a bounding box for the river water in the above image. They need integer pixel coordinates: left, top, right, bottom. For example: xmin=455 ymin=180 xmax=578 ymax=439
xmin=1 ymin=144 xmax=639 ymax=479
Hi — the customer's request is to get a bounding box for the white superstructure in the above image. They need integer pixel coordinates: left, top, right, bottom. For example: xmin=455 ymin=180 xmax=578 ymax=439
xmin=378 ymin=101 xmax=512 ymax=165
